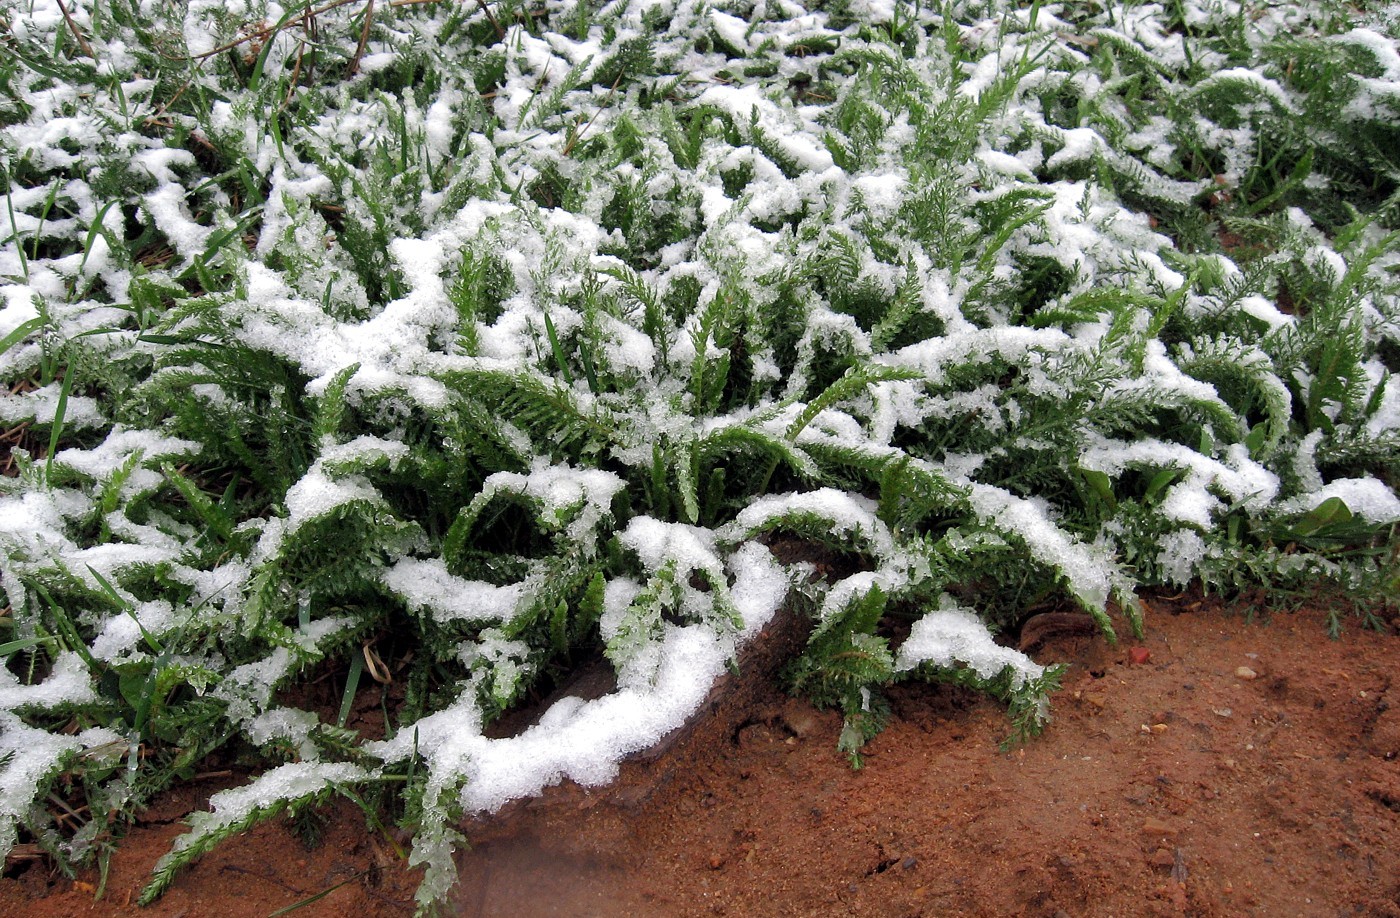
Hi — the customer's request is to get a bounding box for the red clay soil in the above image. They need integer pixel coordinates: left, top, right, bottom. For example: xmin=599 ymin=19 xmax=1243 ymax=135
xmin=4 ymin=590 xmax=1399 ymax=918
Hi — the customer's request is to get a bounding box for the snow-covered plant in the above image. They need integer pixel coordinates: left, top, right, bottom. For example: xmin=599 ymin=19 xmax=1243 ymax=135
xmin=1 ymin=0 xmax=1397 ymax=910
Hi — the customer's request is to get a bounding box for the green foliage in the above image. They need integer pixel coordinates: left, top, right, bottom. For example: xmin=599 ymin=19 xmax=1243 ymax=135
xmin=786 ymin=586 xmax=894 ymax=767
xmin=1 ymin=0 xmax=1397 ymax=912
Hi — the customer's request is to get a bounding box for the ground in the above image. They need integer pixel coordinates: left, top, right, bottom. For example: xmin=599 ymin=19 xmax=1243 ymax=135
xmin=4 ymin=590 xmax=1399 ymax=917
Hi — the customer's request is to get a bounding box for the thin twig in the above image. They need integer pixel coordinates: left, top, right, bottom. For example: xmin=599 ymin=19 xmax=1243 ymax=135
xmin=192 ymin=769 xmax=234 ymax=781
xmin=346 ymin=0 xmax=375 ymax=77
xmin=283 ymin=40 xmax=307 ymax=110
xmin=150 ymin=0 xmax=436 ymax=117
xmin=189 ymin=0 xmax=361 ymax=61
xmin=475 ymin=0 xmax=504 ymax=40
xmin=55 ymin=0 xmax=94 ymax=59
xmin=562 ymin=73 xmax=623 ymax=157
xmin=219 ymin=864 xmax=306 ymax=896
xmin=185 ymin=0 xmax=445 ymax=62
xmin=46 ymin=793 xmax=89 ymax=829
xmin=148 ymin=0 xmax=445 ymax=121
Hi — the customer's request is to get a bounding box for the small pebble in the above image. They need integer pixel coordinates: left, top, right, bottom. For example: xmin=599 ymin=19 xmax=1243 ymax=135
xmin=708 ymin=855 xmax=725 ymax=870
xmin=1236 ymin=666 xmax=1258 ymax=680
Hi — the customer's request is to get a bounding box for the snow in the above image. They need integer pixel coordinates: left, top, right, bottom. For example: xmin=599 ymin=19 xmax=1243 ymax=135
xmin=620 ymin=515 xmax=727 ymax=579
xmin=710 ymin=11 xmax=752 ymax=52
xmin=479 ymin=464 xmax=626 ymax=528
xmin=967 ymin=484 xmax=1118 ymax=609
xmin=728 ymin=489 xmax=895 ymax=561
xmin=1194 ymin=68 xmax=1296 ymax=112
xmin=1157 ymin=529 xmax=1208 ymax=587
xmin=246 ymin=708 xmax=322 ymax=761
xmin=1276 ymin=478 xmax=1400 ymax=524
xmin=163 ymin=761 xmax=373 ymax=857
xmin=1331 ymin=28 xmax=1400 ymax=79
xmin=1080 ymin=437 xmax=1279 ymax=528
xmin=1 ymin=0 xmax=1397 ymax=900
xmin=1046 ymin=127 xmax=1107 ymax=170
xmin=0 ymin=383 xmax=105 ymax=429
xmin=0 ymin=652 xmax=96 ymax=710
xmin=213 ymin=648 xmax=294 ymax=726
xmin=52 ymin=428 xmax=199 ymax=479
xmin=370 ymin=540 xmax=786 ymax=813
xmin=896 ymin=596 xmax=1046 ymax=687
xmin=381 ymin=558 xmax=525 ymax=623
xmin=0 ymin=713 xmax=85 ymax=855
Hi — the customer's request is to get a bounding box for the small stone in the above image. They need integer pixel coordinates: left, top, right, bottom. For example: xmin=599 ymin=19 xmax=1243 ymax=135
xmin=708 ymin=855 xmax=725 ymax=870
xmin=1236 ymin=666 xmax=1258 ymax=680
xmin=1129 ymin=646 xmax=1152 ymax=665
xmin=1213 ymin=707 xmax=1233 ymax=717
xmin=1151 ymin=723 xmax=1168 ymax=734
xmin=901 ymin=856 xmax=918 ymax=871
xmin=1149 ymin=847 xmax=1176 ymax=867
xmin=1083 ymin=691 xmax=1107 ymax=710
xmin=1142 ymin=816 xmax=1179 ymax=838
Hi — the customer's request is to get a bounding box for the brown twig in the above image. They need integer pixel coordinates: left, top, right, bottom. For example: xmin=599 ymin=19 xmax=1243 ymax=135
xmin=189 ymin=0 xmax=360 ymax=61
xmin=475 ymin=0 xmax=505 ymax=40
xmin=147 ymin=0 xmax=440 ymax=121
xmin=46 ymin=793 xmax=89 ymax=831
xmin=192 ymin=769 xmax=235 ymax=781
xmin=55 ymin=0 xmax=94 ymax=59
xmin=283 ymin=40 xmax=306 ymax=109
xmin=346 ymin=0 xmax=375 ymax=77
xmin=186 ymin=0 xmax=444 ymax=63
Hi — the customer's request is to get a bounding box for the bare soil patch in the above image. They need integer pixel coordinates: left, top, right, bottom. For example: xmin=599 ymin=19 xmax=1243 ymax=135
xmin=4 ymin=591 xmax=1398 ymax=917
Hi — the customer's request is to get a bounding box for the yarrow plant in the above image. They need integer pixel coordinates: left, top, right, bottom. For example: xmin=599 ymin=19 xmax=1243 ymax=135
xmin=1 ymin=0 xmax=1397 ymax=909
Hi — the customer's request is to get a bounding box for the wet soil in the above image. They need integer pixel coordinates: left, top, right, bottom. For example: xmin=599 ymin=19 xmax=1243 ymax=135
xmin=4 ymin=590 xmax=1399 ymax=917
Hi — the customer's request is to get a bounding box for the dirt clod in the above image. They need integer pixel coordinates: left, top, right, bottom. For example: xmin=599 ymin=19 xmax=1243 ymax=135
xmin=1142 ymin=817 xmax=1179 ymax=838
